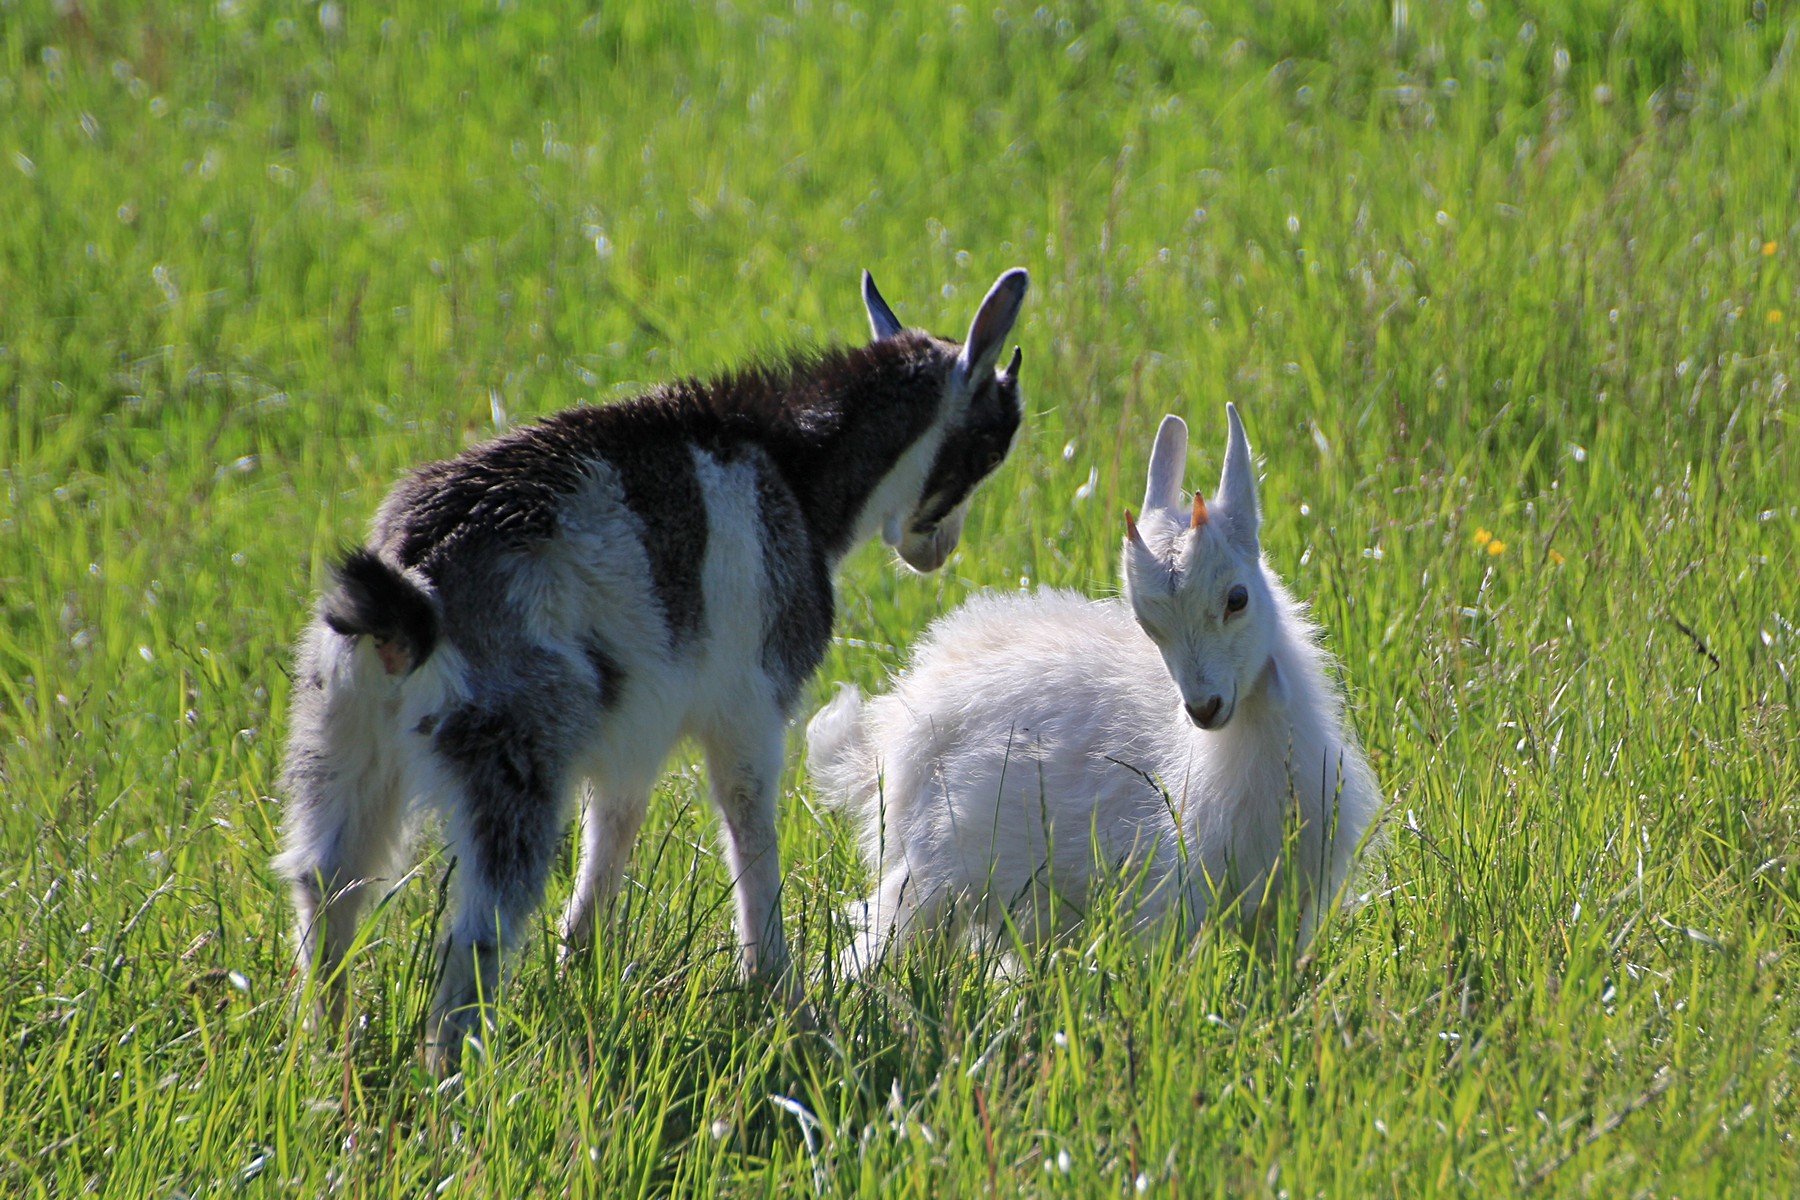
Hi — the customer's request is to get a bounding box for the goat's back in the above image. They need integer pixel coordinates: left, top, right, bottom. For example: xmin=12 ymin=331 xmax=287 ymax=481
xmin=823 ymin=591 xmax=1197 ymax=909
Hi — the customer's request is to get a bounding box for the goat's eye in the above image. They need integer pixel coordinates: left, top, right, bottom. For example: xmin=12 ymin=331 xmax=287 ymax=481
xmin=1226 ymin=584 xmax=1249 ymax=614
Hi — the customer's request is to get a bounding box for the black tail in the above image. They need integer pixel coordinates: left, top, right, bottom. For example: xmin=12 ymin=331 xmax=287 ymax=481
xmin=321 ymin=549 xmax=439 ymax=675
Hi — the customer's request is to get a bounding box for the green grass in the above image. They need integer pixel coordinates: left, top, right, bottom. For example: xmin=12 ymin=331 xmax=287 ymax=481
xmin=3 ymin=0 xmax=1797 ymax=1194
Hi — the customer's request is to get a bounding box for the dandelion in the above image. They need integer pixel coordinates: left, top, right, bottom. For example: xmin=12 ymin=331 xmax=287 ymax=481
xmin=1770 ymin=309 xmax=1784 ymax=324
xmin=1472 ymin=528 xmax=1492 ymax=547
xmin=1764 ymin=241 xmax=1778 ymax=257
xmin=1548 ymin=549 xmax=1566 ymax=565
xmin=1487 ymin=539 xmax=1506 ymax=556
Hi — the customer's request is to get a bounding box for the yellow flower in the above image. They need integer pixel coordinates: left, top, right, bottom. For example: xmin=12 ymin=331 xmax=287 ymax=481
xmin=1771 ymin=309 xmax=1785 ymax=324
xmin=1548 ymin=548 xmax=1566 ymax=565
xmin=1473 ymin=528 xmax=1492 ymax=546
xmin=1487 ymin=540 xmax=1506 ymax=556
xmin=1764 ymin=241 xmax=1779 ymax=257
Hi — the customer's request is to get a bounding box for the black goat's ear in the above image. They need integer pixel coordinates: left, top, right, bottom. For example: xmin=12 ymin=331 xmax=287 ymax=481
xmin=954 ymin=268 xmax=1029 ymax=387
xmin=862 ymin=270 xmax=904 ymax=341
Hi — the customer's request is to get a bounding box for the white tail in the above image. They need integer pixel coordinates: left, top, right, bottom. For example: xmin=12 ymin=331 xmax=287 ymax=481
xmin=804 ymin=683 xmax=877 ymax=815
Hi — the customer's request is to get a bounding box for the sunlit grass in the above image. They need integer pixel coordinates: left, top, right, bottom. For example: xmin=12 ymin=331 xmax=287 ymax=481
xmin=2 ymin=1 xmax=1796 ymax=1194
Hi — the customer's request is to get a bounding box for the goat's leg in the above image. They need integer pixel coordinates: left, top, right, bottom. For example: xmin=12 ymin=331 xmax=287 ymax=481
xmin=838 ymin=868 xmax=941 ymax=982
xmin=426 ymin=717 xmax=567 ymax=1076
xmin=274 ymin=653 xmax=408 ymax=1035
xmin=701 ymin=718 xmax=793 ymax=995
xmin=558 ymin=779 xmax=650 ymax=960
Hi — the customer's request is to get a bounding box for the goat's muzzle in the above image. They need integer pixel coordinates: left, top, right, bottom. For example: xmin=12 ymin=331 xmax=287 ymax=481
xmin=1186 ymin=694 xmax=1229 ymax=730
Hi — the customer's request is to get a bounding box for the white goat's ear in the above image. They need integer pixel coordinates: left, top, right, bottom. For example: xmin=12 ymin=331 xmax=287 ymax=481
xmin=1215 ymin=402 xmax=1260 ymax=552
xmin=1142 ymin=414 xmax=1188 ymax=515
xmin=862 ymin=270 xmax=904 ymax=341
xmin=954 ymin=268 xmax=1029 ymax=386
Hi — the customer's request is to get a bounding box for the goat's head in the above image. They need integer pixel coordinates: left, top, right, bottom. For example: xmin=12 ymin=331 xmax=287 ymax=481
xmin=1122 ymin=406 xmax=1275 ymax=730
xmin=863 ymin=267 xmax=1028 ymax=572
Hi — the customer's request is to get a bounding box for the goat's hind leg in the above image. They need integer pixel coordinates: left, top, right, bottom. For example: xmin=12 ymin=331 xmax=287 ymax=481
xmin=274 ymin=639 xmax=409 ymax=1035
xmin=427 ymin=704 xmax=571 ymax=1074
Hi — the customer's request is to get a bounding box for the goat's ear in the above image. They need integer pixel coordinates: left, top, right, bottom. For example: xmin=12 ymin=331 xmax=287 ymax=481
xmin=955 ymin=268 xmax=1029 ymax=386
xmin=1215 ymin=403 xmax=1260 ymax=552
xmin=1142 ymin=414 xmax=1188 ymax=515
xmin=862 ymin=270 xmax=904 ymax=341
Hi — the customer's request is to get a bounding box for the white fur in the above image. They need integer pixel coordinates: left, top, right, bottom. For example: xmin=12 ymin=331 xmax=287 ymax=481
xmin=807 ymin=406 xmax=1381 ymax=974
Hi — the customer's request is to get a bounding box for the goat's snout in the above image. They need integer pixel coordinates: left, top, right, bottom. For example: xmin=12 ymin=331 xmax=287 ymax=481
xmin=1186 ymin=695 xmax=1225 ymax=729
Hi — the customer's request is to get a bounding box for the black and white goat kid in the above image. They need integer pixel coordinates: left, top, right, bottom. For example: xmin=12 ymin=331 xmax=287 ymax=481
xmin=276 ymin=268 xmax=1029 ymax=1070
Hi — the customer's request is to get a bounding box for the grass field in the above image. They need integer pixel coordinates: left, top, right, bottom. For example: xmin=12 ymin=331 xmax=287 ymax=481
xmin=3 ymin=1 xmax=1798 ymax=1194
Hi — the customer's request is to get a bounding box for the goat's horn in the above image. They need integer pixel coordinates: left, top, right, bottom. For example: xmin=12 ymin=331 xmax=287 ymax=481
xmin=999 ymin=345 xmax=1022 ymax=383
xmin=1124 ymin=508 xmax=1149 ymax=551
xmin=1191 ymin=492 xmax=1209 ymax=529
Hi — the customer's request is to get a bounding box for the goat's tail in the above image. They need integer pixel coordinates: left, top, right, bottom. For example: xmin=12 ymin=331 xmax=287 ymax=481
xmin=320 ymin=548 xmax=440 ymax=676
xmin=805 ymin=682 xmax=880 ymax=816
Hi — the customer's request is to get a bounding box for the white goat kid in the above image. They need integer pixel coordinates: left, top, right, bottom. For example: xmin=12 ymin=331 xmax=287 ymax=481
xmin=807 ymin=406 xmax=1380 ymax=975
xmin=276 ymin=267 xmax=1030 ymax=1071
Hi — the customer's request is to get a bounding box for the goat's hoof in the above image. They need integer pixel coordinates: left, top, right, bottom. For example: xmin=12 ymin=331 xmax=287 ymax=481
xmin=424 ymin=1030 xmax=474 ymax=1080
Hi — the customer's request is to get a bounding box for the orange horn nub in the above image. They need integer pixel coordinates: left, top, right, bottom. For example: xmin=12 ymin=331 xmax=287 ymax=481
xmin=1191 ymin=492 xmax=1209 ymax=529
xmin=1124 ymin=508 xmax=1148 ymax=550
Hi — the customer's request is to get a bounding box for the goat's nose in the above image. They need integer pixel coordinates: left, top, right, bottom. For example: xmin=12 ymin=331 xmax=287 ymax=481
xmin=1186 ymin=695 xmax=1224 ymax=728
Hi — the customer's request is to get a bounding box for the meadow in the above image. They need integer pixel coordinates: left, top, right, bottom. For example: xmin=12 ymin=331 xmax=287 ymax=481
xmin=2 ymin=1 xmax=1797 ymax=1194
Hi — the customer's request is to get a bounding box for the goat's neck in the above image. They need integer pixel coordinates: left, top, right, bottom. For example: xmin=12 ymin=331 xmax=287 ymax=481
xmin=779 ymin=345 xmax=948 ymax=567
xmin=1206 ymin=611 xmax=1321 ymax=747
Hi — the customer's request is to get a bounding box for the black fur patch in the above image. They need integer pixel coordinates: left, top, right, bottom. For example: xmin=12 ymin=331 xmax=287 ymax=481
xmin=912 ymin=372 xmax=1023 ymax=531
xmin=597 ymin=434 xmax=707 ymax=642
xmin=751 ymin=457 xmax=834 ymax=710
xmin=434 ymin=704 xmax=560 ymax=892
xmin=377 ymin=334 xmax=952 ymax=604
xmin=320 ymin=549 xmax=439 ymax=671
xmin=581 ymin=637 xmax=626 ymax=711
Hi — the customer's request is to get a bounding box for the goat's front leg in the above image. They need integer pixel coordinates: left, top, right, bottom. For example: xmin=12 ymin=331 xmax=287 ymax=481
xmin=701 ymin=717 xmax=794 ymax=995
xmin=558 ymin=778 xmax=652 ymax=962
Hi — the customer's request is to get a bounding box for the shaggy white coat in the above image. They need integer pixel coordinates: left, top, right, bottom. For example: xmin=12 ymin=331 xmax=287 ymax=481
xmin=808 ymin=407 xmax=1381 ymax=972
